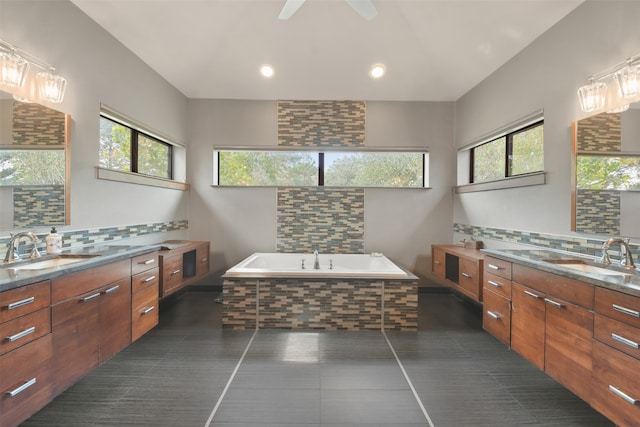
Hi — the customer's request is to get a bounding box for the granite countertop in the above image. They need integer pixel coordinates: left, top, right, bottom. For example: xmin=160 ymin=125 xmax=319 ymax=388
xmin=0 ymin=244 xmax=160 ymax=292
xmin=482 ymin=248 xmax=640 ymax=298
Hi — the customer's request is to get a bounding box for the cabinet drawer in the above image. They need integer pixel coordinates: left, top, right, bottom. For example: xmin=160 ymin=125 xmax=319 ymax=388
xmin=132 ymin=267 xmax=159 ymax=293
xmin=594 ymin=314 xmax=640 ymax=360
xmin=0 ymin=308 xmax=51 ymax=356
xmin=161 ymin=255 xmax=183 ymax=297
xmin=513 ymin=264 xmax=594 ymax=309
xmin=132 ymin=284 xmax=159 ymax=342
xmin=432 ymin=247 xmax=445 ymax=278
xmin=52 ymin=259 xmax=130 ymax=304
xmin=591 ymin=341 xmax=640 ymax=427
xmin=131 ymin=252 xmax=159 ymax=276
xmin=0 ymin=280 xmax=50 ymax=323
xmin=595 ymin=286 xmax=640 ymax=328
xmin=484 ymin=256 xmax=512 ymax=280
xmin=0 ymin=335 xmax=53 ymax=427
xmin=483 ymin=288 xmax=511 ymax=346
xmin=459 ymin=257 xmax=481 ymax=298
xmin=483 ymin=271 xmax=512 ymax=299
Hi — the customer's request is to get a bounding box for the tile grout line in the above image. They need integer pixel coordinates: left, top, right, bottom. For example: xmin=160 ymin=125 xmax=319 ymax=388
xmin=203 ymin=326 xmax=258 ymax=426
xmin=382 ymin=329 xmax=436 ymax=427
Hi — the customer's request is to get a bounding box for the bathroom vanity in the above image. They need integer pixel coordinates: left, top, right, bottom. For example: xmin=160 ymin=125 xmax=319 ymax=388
xmin=481 ymin=249 xmax=640 ymax=427
xmin=431 ymin=244 xmax=485 ymax=302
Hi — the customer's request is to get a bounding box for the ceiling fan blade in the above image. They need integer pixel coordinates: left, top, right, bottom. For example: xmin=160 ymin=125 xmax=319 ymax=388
xmin=278 ymin=0 xmax=306 ymax=20
xmin=346 ymin=0 xmax=377 ymax=21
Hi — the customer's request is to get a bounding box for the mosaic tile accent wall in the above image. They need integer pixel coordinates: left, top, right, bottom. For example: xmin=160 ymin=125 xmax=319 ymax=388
xmin=13 ymin=101 xmax=66 ymax=146
xmin=277 ymin=187 xmax=365 ymax=253
xmin=576 ymin=112 xmax=621 ymax=152
xmin=453 ymin=222 xmax=638 ymax=260
xmin=0 ymin=220 xmax=188 ymax=256
xmin=277 ymin=100 xmax=366 ymax=147
xmin=576 ymin=189 xmax=620 ymax=235
xmin=13 ymin=185 xmax=65 ymax=228
xmin=222 ymin=278 xmax=418 ymax=331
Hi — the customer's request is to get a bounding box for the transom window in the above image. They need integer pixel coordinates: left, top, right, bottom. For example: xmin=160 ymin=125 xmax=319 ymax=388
xmin=214 ymin=150 xmax=428 ymax=188
xmin=471 ymin=121 xmax=544 ymax=183
xmin=99 ymin=115 xmax=173 ymax=180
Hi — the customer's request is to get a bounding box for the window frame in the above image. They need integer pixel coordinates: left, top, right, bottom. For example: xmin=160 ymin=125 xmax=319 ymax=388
xmin=213 ymin=148 xmax=429 ymax=188
xmin=470 ymin=120 xmax=544 ymax=184
xmin=99 ymin=114 xmax=174 ymax=180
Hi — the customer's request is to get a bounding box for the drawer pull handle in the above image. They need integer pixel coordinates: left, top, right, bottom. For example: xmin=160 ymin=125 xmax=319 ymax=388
xmin=171 ymin=269 xmax=181 ymax=276
xmin=609 ymin=385 xmax=640 ymax=405
xmin=487 ymin=280 xmax=502 ymax=288
xmin=544 ymin=298 xmax=564 ymax=308
xmin=7 ymin=378 xmax=37 ymax=397
xmin=104 ymin=285 xmax=120 ymax=294
xmin=461 ymin=272 xmax=472 ymax=279
xmin=611 ymin=333 xmax=639 ymax=349
xmin=434 ymin=260 xmax=441 ymax=265
xmin=142 ymin=306 xmax=156 ymax=315
xmin=7 ymin=326 xmax=36 ymax=342
xmin=524 ymin=290 xmax=541 ymax=299
xmin=143 ymin=275 xmax=157 ymax=283
xmin=201 ymin=257 xmax=208 ymax=262
xmin=487 ymin=311 xmax=502 ymax=320
xmin=488 ymin=264 xmax=502 ymax=271
xmin=82 ymin=293 xmax=101 ymax=302
xmin=140 ymin=259 xmax=156 ymax=265
xmin=7 ymin=296 xmax=35 ymax=310
xmin=613 ymin=304 xmax=640 ymax=318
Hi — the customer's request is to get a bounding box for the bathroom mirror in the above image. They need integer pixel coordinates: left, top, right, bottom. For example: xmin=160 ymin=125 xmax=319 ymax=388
xmin=0 ymin=91 xmax=70 ymax=230
xmin=572 ymin=103 xmax=640 ymax=237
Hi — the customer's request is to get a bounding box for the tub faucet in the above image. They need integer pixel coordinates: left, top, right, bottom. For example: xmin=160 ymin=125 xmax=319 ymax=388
xmin=600 ymin=237 xmax=635 ymax=269
xmin=4 ymin=231 xmax=41 ymax=263
xmin=313 ymin=249 xmax=320 ymax=270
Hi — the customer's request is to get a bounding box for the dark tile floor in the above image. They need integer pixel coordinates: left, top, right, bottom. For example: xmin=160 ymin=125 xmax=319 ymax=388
xmin=21 ymin=291 xmax=614 ymax=426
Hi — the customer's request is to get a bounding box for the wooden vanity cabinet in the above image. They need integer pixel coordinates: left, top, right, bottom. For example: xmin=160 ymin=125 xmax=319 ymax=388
xmin=511 ymin=264 xmax=594 ymax=402
xmin=51 ymin=259 xmax=131 ymax=394
xmin=0 ymin=280 xmax=53 ymax=427
xmin=431 ymin=244 xmax=484 ymax=302
xmin=158 ymin=240 xmax=210 ymax=299
xmin=131 ymin=252 xmax=159 ymax=341
xmin=590 ymin=287 xmax=640 ymax=427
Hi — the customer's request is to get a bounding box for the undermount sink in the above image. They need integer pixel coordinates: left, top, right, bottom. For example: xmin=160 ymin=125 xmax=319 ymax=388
xmin=543 ymin=259 xmax=632 ymax=276
xmin=2 ymin=254 xmax=99 ymax=271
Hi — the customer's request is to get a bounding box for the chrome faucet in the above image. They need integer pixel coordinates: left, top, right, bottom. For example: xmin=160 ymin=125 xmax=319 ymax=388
xmin=4 ymin=231 xmax=41 ymax=263
xmin=600 ymin=237 xmax=636 ymax=269
xmin=313 ymin=249 xmax=320 ymax=270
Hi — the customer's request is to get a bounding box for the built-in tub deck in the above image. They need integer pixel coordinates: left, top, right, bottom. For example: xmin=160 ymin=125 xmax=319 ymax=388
xmin=222 ymin=253 xmax=418 ymax=331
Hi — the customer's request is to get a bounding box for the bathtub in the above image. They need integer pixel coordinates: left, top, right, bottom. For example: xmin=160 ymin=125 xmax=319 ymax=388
xmin=224 ymin=252 xmax=408 ymax=279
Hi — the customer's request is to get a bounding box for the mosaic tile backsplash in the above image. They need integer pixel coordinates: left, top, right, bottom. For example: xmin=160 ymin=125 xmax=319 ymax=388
xmin=576 ymin=112 xmax=621 ymax=152
xmin=0 ymin=220 xmax=188 ymax=256
xmin=575 ymin=189 xmax=620 ymax=235
xmin=13 ymin=185 xmax=65 ymax=228
xmin=277 ymin=187 xmax=364 ymax=254
xmin=453 ymin=223 xmax=638 ymax=259
xmin=13 ymin=101 xmax=66 ymax=146
xmin=277 ymin=100 xmax=366 ymax=147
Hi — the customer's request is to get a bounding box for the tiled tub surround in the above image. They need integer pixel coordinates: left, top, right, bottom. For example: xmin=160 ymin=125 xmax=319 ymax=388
xmin=454 ymin=223 xmax=639 ymax=260
xmin=223 ymin=278 xmax=417 ymax=331
xmin=0 ymin=220 xmax=188 ymax=257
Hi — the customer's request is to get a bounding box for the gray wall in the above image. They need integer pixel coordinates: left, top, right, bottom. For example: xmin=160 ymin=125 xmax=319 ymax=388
xmin=1 ymin=1 xmax=190 ymax=244
xmin=187 ymin=99 xmax=455 ymax=284
xmin=454 ymin=1 xmax=640 ymax=247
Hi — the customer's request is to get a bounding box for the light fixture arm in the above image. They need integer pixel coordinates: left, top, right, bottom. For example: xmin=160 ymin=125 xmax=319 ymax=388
xmin=0 ymin=39 xmax=55 ymax=73
xmin=586 ymin=53 xmax=640 ymax=83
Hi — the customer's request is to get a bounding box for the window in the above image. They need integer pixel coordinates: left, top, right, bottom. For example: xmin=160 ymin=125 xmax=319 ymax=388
xmin=471 ymin=121 xmax=543 ymax=183
xmin=99 ymin=115 xmax=172 ymax=180
xmin=215 ymin=150 xmax=428 ymax=188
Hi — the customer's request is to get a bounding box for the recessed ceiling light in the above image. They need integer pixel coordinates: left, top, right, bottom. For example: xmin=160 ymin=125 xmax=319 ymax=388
xmin=369 ymin=63 xmax=385 ymax=79
xmin=260 ymin=64 xmax=274 ymax=78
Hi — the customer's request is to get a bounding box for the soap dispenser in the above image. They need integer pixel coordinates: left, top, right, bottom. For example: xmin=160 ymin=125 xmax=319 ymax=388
xmin=46 ymin=227 xmax=62 ymax=254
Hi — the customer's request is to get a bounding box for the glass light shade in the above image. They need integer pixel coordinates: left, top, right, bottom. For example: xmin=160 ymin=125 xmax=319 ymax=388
xmin=577 ymin=81 xmax=607 ymax=113
xmin=606 ymin=103 xmax=630 ymax=114
xmin=0 ymin=51 xmax=29 ymax=87
xmin=36 ymin=71 xmax=66 ymax=103
xmin=615 ymin=63 xmax=640 ymax=98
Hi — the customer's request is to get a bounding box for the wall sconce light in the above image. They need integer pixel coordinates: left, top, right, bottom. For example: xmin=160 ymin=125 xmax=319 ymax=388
xmin=0 ymin=38 xmax=67 ymax=103
xmin=577 ymin=53 xmax=640 ymax=113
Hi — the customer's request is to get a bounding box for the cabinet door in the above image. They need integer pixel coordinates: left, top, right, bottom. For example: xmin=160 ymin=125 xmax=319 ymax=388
xmin=458 ymin=258 xmax=481 ymax=300
xmin=544 ymin=294 xmax=594 ymax=402
xmin=483 ymin=289 xmax=511 ymax=346
xmin=161 ymin=254 xmax=183 ymax=297
xmin=99 ymin=278 xmax=132 ymax=362
xmin=52 ymin=289 xmax=101 ymax=394
xmin=511 ymin=283 xmax=545 ymax=370
xmin=432 ymin=247 xmax=445 ymax=279
xmin=196 ymin=243 xmax=209 ymax=278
